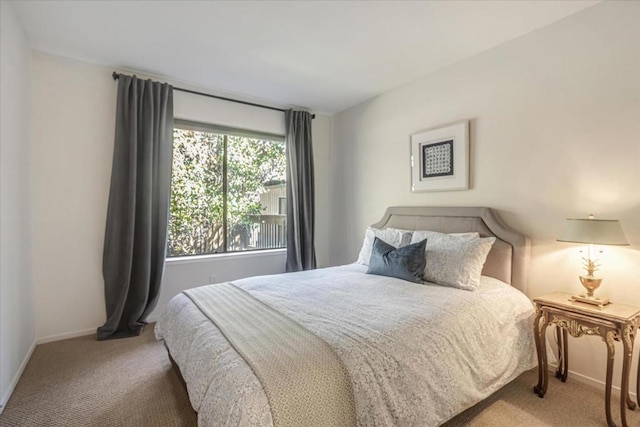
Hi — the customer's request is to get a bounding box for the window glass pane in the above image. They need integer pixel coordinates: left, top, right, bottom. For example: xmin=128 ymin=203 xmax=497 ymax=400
xmin=168 ymin=128 xmax=225 ymax=256
xmin=226 ymin=135 xmax=287 ymax=251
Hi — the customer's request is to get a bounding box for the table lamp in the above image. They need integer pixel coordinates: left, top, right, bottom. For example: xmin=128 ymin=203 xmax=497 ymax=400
xmin=557 ymin=214 xmax=629 ymax=307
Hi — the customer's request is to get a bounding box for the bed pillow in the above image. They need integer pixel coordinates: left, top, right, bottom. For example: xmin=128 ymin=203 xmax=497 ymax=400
xmin=410 ymin=231 xmax=495 ymax=291
xmin=404 ymin=229 xmax=480 ymax=241
xmin=367 ymin=237 xmax=427 ymax=283
xmin=356 ymin=227 xmax=411 ymax=265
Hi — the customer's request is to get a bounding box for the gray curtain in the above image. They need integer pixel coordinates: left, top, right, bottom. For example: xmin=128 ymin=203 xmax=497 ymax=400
xmin=285 ymin=110 xmax=316 ymax=272
xmin=97 ymin=75 xmax=174 ymax=340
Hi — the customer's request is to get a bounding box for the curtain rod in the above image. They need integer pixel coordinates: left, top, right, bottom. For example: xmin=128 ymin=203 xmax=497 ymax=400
xmin=112 ymin=72 xmax=315 ymax=119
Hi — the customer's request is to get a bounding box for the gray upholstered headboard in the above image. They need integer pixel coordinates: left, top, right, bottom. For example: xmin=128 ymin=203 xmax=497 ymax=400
xmin=371 ymin=207 xmax=530 ymax=293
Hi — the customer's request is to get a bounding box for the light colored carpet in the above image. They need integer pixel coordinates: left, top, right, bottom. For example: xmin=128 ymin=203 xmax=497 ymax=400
xmin=0 ymin=324 xmax=638 ymax=427
xmin=0 ymin=325 xmax=196 ymax=427
xmin=444 ymin=370 xmax=640 ymax=427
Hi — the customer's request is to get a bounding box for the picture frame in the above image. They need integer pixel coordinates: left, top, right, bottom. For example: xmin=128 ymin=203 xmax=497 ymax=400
xmin=411 ymin=120 xmax=469 ymax=192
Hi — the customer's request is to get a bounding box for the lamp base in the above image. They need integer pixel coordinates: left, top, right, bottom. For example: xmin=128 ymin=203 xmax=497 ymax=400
xmin=570 ymin=294 xmax=610 ymax=308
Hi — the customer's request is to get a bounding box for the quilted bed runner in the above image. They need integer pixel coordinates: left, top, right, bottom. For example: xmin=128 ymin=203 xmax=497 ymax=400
xmin=184 ymin=282 xmax=356 ymax=427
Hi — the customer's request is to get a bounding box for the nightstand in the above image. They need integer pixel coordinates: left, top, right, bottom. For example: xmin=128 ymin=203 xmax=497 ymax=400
xmin=532 ymin=292 xmax=640 ymax=427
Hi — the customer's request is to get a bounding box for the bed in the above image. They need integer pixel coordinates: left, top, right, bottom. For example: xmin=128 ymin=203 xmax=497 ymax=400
xmin=155 ymin=206 xmax=536 ymax=426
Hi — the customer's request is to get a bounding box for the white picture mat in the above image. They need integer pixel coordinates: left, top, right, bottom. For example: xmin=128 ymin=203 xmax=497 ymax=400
xmin=411 ymin=121 xmax=469 ymax=192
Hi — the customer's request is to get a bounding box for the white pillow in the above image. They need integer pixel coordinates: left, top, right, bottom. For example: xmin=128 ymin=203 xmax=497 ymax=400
xmin=356 ymin=227 xmax=411 ymax=265
xmin=410 ymin=230 xmax=495 ymax=291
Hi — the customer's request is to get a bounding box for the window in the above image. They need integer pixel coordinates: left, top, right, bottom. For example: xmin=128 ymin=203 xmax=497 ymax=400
xmin=278 ymin=197 xmax=287 ymax=215
xmin=168 ymin=120 xmax=286 ymax=257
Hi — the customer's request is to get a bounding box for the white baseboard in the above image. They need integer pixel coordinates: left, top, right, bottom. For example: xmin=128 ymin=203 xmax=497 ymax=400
xmin=0 ymin=339 xmax=36 ymax=414
xmin=36 ymin=327 xmax=96 ymax=345
xmin=36 ymin=319 xmax=159 ymax=345
xmin=548 ymin=363 xmax=637 ymax=400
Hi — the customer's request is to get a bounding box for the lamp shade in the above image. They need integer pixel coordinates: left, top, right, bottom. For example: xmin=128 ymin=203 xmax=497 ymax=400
xmin=557 ymin=217 xmax=629 ymax=246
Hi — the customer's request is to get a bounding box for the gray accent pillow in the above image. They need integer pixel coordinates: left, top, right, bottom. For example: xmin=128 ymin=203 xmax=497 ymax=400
xmin=366 ymin=237 xmax=427 ymax=283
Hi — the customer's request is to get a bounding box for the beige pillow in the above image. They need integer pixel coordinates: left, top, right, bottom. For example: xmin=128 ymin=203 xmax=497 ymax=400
xmin=410 ymin=230 xmax=495 ymax=291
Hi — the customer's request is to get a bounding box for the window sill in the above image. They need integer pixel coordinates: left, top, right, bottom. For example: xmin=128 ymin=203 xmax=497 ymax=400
xmin=165 ymin=248 xmax=286 ymax=265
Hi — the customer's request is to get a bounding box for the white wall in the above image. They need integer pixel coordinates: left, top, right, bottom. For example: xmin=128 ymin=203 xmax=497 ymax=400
xmin=30 ymin=51 xmax=333 ymax=339
xmin=0 ymin=0 xmax=35 ymax=411
xmin=331 ymin=1 xmax=640 ymax=395
xmin=30 ymin=53 xmax=114 ymax=342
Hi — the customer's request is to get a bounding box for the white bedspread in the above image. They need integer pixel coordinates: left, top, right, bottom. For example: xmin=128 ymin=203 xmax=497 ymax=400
xmin=155 ymin=264 xmax=536 ymax=427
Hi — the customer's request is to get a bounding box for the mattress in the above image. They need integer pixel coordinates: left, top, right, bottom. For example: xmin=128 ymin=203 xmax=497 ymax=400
xmin=155 ymin=264 xmax=537 ymax=426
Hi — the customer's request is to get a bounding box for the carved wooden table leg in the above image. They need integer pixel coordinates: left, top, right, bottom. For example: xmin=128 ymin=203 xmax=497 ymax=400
xmin=562 ymin=328 xmax=569 ymax=382
xmin=632 ymin=322 xmax=640 ymax=408
xmin=533 ymin=308 xmax=545 ymax=397
xmin=620 ymin=323 xmax=636 ymax=427
xmin=555 ymin=326 xmax=562 ymax=380
xmin=555 ymin=327 xmax=569 ymax=382
xmin=604 ymin=330 xmax=617 ymax=427
xmin=534 ymin=310 xmax=550 ymax=398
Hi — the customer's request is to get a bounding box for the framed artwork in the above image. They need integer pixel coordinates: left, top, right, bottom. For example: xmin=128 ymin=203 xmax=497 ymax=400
xmin=411 ymin=121 xmax=469 ymax=192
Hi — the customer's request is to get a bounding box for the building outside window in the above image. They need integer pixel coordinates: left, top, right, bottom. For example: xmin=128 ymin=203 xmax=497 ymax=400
xmin=278 ymin=196 xmax=287 ymax=216
xmin=168 ymin=120 xmax=286 ymax=257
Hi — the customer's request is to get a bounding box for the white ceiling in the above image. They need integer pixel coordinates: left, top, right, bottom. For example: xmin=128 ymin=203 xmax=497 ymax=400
xmin=13 ymin=0 xmax=598 ymax=113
